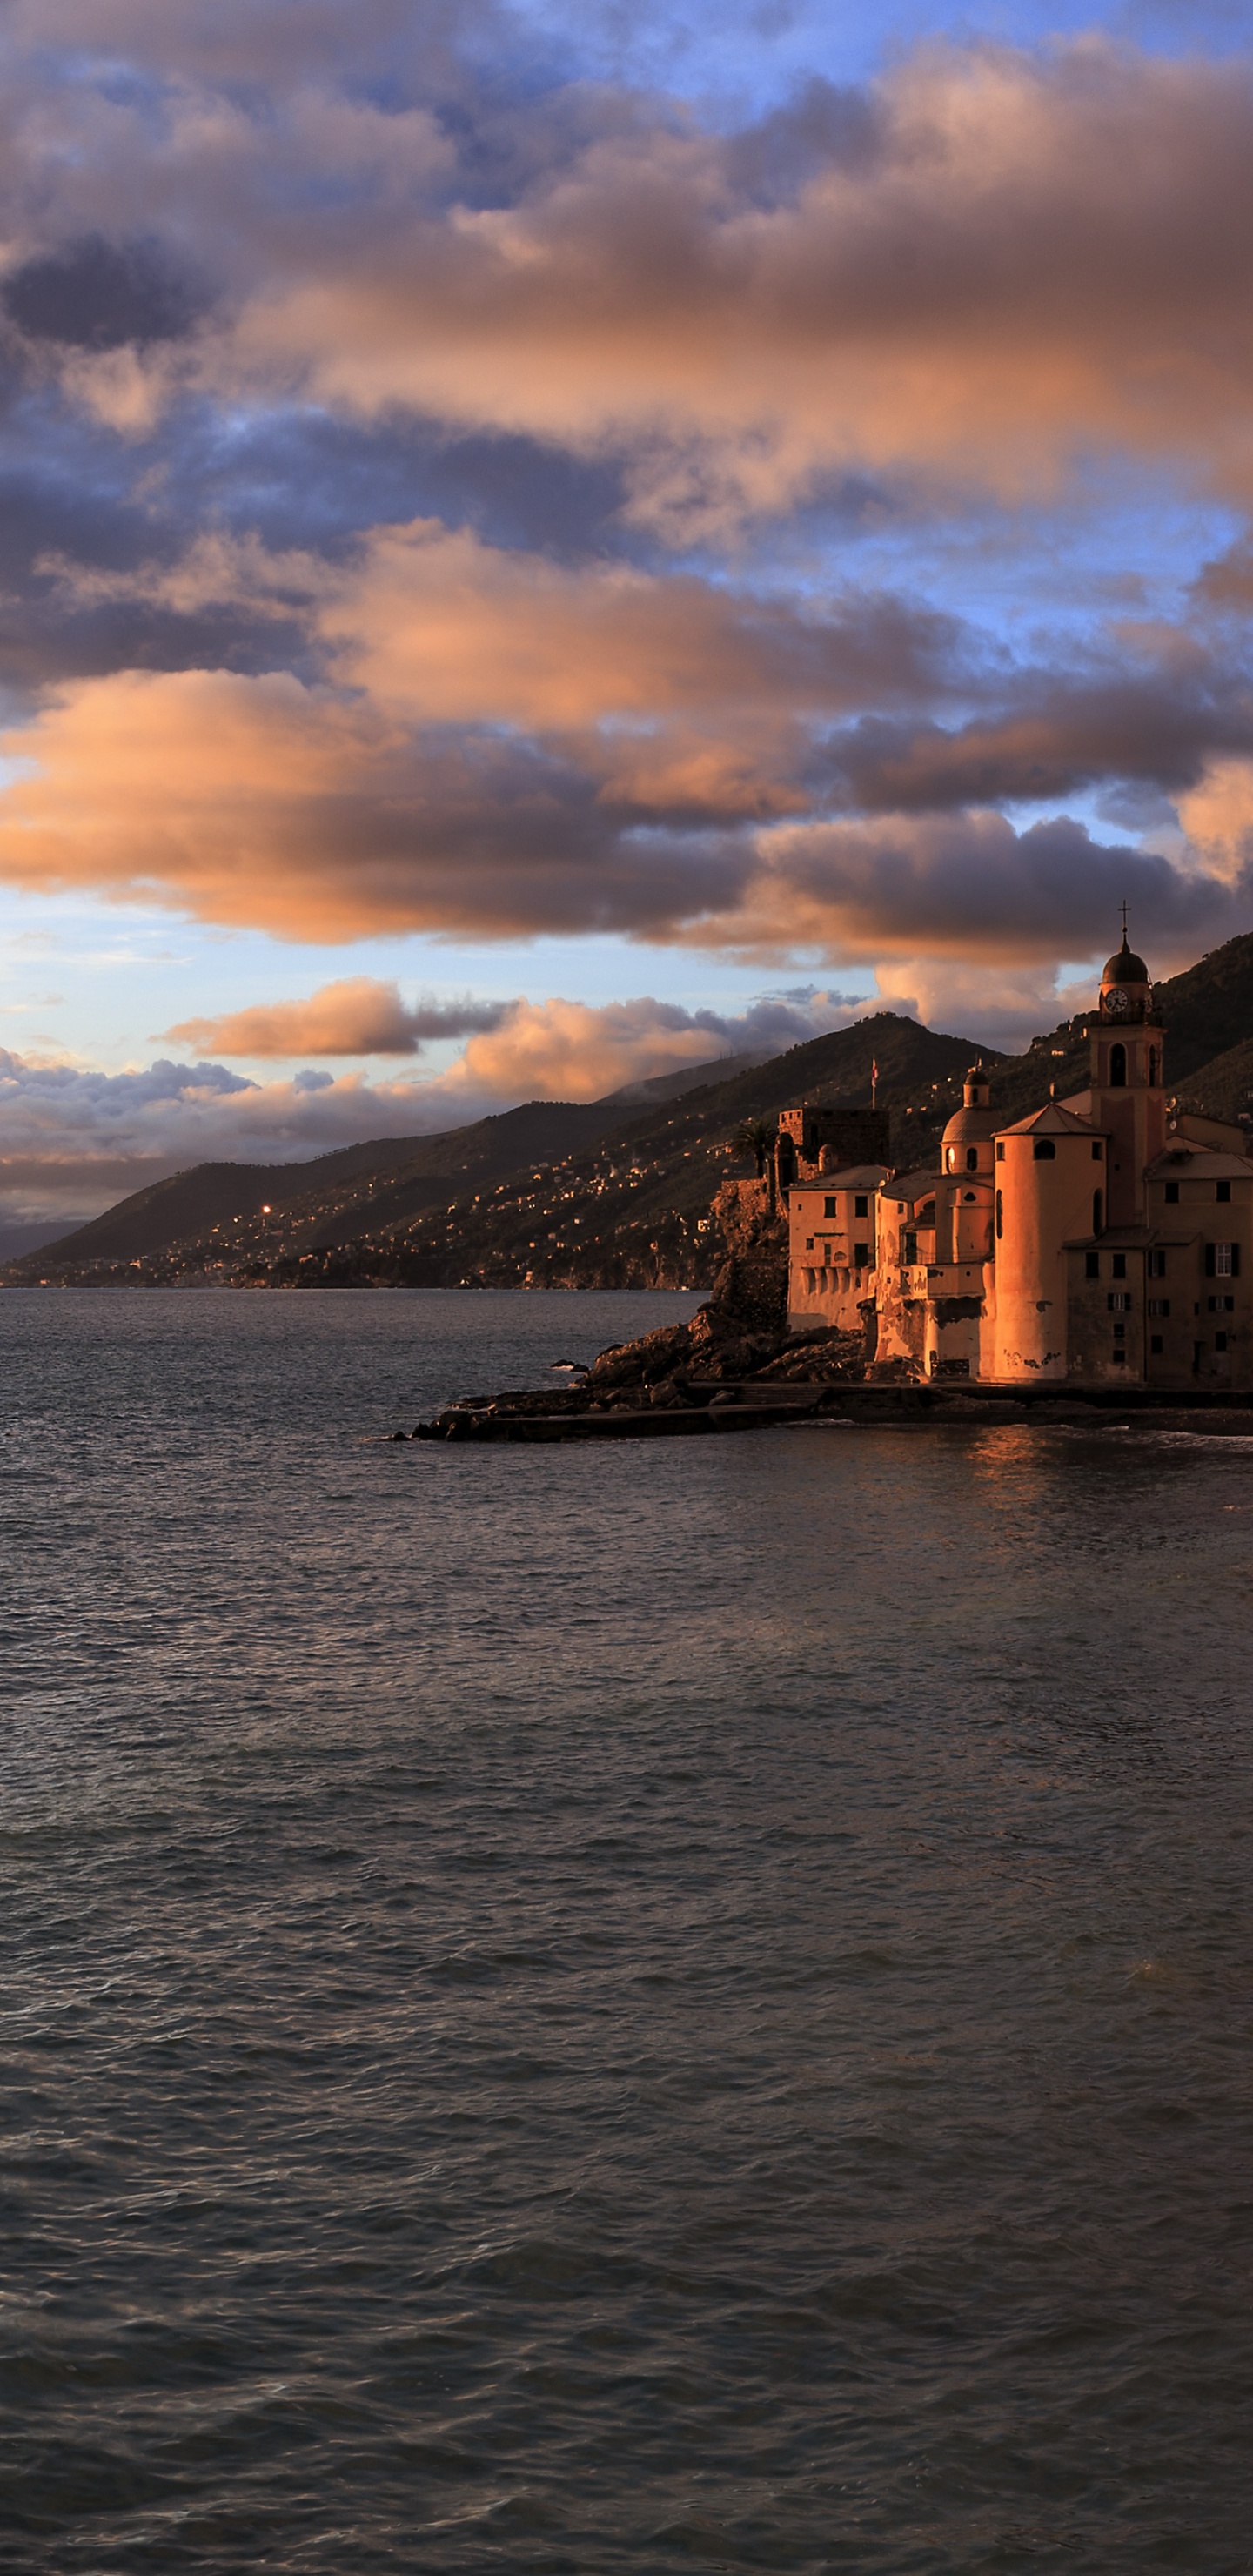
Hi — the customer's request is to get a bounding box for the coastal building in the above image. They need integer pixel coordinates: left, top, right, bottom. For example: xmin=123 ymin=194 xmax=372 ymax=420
xmin=782 ymin=931 xmax=1253 ymax=1387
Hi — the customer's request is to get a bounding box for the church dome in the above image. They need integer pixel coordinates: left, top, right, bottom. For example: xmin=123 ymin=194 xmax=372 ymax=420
xmin=941 ymin=1065 xmax=995 ymax=1169
xmin=1102 ymin=932 xmax=1149 ymax=985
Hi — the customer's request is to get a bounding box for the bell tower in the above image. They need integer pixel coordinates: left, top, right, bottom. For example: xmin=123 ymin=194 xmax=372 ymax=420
xmin=1085 ymin=915 xmax=1166 ymax=1225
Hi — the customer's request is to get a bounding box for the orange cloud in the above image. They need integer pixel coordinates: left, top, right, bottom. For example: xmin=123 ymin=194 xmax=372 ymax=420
xmin=448 ymin=996 xmax=731 ymax=1103
xmin=162 ymin=976 xmax=506 ymax=1057
xmin=0 ymin=667 xmax=712 ymax=942
xmin=0 ymin=667 xmax=1236 ymax=969
xmin=43 ymin=520 xmax=950 ymax=729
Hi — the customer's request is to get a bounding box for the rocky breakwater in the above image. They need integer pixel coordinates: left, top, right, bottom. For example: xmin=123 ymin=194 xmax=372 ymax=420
xmin=410 ymin=1183 xmax=869 ymax=1443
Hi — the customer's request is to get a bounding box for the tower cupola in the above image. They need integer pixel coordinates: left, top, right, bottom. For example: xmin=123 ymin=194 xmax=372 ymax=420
xmin=1099 ymin=919 xmax=1156 ymax=1023
xmin=941 ymin=1063 xmax=996 ymax=1175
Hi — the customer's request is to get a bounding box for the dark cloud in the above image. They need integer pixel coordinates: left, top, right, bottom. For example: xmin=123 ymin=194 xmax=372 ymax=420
xmin=3 ymin=237 xmax=203 ymax=352
xmin=833 ymin=676 xmax=1253 ymax=814
xmin=742 ymin=810 xmax=1241 ymax=962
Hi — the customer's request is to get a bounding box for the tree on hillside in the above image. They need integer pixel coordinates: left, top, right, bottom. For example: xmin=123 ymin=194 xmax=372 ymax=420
xmin=732 ymin=1116 xmax=776 ymax=1180
xmin=731 ymin=1116 xmax=779 ymax=1214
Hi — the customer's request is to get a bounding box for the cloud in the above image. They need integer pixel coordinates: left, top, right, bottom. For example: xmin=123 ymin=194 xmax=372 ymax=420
xmin=3 ymin=234 xmax=204 ymax=352
xmin=443 ymin=984 xmax=865 ymax=1101
xmin=161 ymin=976 xmax=509 ymax=1057
xmin=1175 ymin=759 xmax=1253 ymax=886
xmin=694 ymin=808 xmax=1242 ymax=965
xmin=0 ymin=661 xmax=1240 ymax=969
xmin=0 ymin=666 xmax=751 ymax=942
xmin=833 ymin=669 xmax=1253 ymax=815
xmin=0 ymin=981 xmax=876 ymax=1234
xmin=3 ymin=36 xmax=1251 ymax=520
xmin=0 ymin=17 xmax=1247 ymax=1035
xmin=43 ymin=519 xmax=957 ymax=734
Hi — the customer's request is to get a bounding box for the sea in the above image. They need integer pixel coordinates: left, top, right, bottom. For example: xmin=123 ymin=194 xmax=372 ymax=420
xmin=3 ymin=1286 xmax=1253 ymax=2573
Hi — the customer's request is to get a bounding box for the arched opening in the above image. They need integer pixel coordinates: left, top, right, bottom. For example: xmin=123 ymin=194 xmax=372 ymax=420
xmin=1092 ymin=1189 xmax=1103 ymax=1234
xmin=965 ymin=1145 xmax=979 ymax=1171
xmin=962 ymin=1190 xmax=976 ymax=1203
xmin=995 ymin=1189 xmax=1003 ymax=1240
xmin=946 ymin=1147 xmax=956 ymax=1171
xmin=1109 ymin=1043 xmax=1127 ymax=1088
xmin=1149 ymin=1047 xmax=1159 ymax=1087
xmin=1033 ymin=1138 xmax=1055 ymax=1161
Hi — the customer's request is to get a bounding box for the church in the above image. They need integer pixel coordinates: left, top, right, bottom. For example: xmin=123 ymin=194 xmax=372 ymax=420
xmin=782 ymin=929 xmax=1253 ymax=1388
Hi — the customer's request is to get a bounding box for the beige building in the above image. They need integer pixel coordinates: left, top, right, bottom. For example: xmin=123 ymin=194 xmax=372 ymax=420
xmin=783 ymin=933 xmax=1253 ymax=1387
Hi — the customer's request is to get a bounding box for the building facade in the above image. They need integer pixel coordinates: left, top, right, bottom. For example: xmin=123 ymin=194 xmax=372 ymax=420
xmin=783 ymin=934 xmax=1253 ymax=1387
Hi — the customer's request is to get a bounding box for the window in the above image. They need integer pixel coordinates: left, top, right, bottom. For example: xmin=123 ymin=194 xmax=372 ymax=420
xmin=1109 ymin=1043 xmax=1127 ymax=1087
xmin=1148 ymin=1249 xmax=1166 ymax=1277
xmin=1108 ymin=1292 xmax=1131 ymax=1311
xmin=1216 ymin=1332 xmax=1229 ymax=1352
xmin=805 ymin=1237 xmax=814 ymax=1250
xmin=1150 ymin=1335 xmax=1163 ymax=1354
xmin=1113 ymin=1322 xmax=1126 ymax=1339
xmin=1207 ymin=1243 xmax=1241 ymax=1278
xmin=963 ymin=1191 xmax=976 ymax=1204
xmin=1112 ymin=1254 xmax=1127 ymax=1279
xmin=1165 ymin=1181 xmax=1179 ymax=1204
xmin=1148 ymin=1299 xmax=1170 ymax=1318
xmin=854 ymin=1242 xmax=869 ymax=1268
xmin=1093 ymin=1190 xmax=1103 ymax=1234
xmin=1112 ymin=1349 xmax=1128 ymax=1364
xmin=996 ymin=1142 xmax=1005 ymax=1161
xmin=902 ymin=1230 xmax=917 ymax=1265
xmin=1092 ymin=1141 xmax=1102 ymax=1161
xmin=946 ymin=1148 xmax=956 ymax=1171
xmin=1217 ymin=1180 xmax=1231 ymax=1203
xmin=966 ymin=1147 xmax=978 ymax=1171
xmin=854 ymin=1194 xmax=868 ymax=1218
xmin=824 ymin=1195 xmax=836 ymax=1218
xmin=995 ymin=1189 xmax=1003 ymax=1239
xmin=1085 ymin=1252 xmax=1100 ymax=1278
xmin=1033 ymin=1138 xmax=1055 ymax=1160
xmin=1208 ymin=1294 xmax=1236 ymax=1313
xmin=1149 ymin=1048 xmax=1160 ymax=1087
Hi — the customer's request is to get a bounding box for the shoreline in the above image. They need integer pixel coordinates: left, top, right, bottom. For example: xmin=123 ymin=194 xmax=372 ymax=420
xmin=408 ymin=1379 xmax=1253 ymax=1442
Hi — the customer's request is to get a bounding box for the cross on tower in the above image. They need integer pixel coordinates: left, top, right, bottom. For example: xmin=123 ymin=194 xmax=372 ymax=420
xmin=1121 ymin=899 xmax=1129 ymax=937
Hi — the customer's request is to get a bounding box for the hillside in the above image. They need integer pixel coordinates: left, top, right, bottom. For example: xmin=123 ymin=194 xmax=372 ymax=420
xmin=11 ymin=925 xmax=1253 ymax=1294
xmin=1152 ymin=934 xmax=1253 ymax=1082
xmin=33 ymin=1014 xmax=986 ymax=1291
xmin=7 ymin=1095 xmax=643 ymax=1281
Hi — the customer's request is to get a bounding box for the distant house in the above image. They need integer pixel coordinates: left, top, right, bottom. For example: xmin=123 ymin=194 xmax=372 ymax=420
xmin=780 ymin=932 xmax=1253 ymax=1388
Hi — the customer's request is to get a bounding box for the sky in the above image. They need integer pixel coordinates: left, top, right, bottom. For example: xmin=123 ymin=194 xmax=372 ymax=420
xmin=1 ymin=0 xmax=1253 ymax=1248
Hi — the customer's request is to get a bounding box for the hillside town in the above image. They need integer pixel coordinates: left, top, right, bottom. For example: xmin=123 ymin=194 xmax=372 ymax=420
xmin=777 ymin=928 xmax=1252 ymax=1390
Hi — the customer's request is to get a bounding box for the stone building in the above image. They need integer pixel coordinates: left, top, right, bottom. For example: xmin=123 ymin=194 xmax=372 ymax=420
xmin=782 ymin=931 xmax=1253 ymax=1386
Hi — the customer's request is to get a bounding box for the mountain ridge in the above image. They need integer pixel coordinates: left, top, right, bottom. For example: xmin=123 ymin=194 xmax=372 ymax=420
xmin=10 ymin=928 xmax=1253 ymax=1291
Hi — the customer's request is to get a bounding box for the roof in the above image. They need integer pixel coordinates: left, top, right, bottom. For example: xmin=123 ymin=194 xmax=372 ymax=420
xmin=1062 ymin=1224 xmax=1185 ymax=1249
xmin=885 ymin=1167 xmax=939 ymax=1204
xmin=941 ymin=1104 xmax=996 ymax=1146
xmin=1102 ymin=932 xmax=1150 ymax=984
xmin=1149 ymin=1147 xmax=1253 ymax=1179
xmin=997 ymin=1101 xmax=1102 ymax=1138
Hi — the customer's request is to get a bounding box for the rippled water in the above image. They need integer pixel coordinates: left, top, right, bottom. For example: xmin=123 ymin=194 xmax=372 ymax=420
xmin=3 ymin=1287 xmax=1253 ymax=2573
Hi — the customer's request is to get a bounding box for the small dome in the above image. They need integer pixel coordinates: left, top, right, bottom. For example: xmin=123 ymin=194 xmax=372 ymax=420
xmin=942 ymin=1105 xmax=995 ymax=1147
xmin=1102 ymin=932 xmax=1149 ymax=985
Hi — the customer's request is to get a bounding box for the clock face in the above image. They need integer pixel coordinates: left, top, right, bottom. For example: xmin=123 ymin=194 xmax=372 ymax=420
xmin=1103 ymin=987 xmax=1132 ymax=1018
